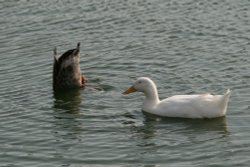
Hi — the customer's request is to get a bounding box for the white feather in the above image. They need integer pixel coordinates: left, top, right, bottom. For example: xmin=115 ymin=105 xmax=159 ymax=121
xmin=125 ymin=77 xmax=231 ymax=118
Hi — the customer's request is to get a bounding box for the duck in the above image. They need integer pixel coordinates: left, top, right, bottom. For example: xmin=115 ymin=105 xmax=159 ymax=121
xmin=123 ymin=77 xmax=231 ymax=118
xmin=53 ymin=43 xmax=86 ymax=90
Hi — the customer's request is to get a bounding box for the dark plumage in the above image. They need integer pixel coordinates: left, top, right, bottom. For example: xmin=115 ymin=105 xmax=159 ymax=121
xmin=53 ymin=43 xmax=86 ymax=90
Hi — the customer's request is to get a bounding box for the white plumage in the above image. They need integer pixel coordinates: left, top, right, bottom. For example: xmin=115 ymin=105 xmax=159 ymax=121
xmin=123 ymin=77 xmax=231 ymax=118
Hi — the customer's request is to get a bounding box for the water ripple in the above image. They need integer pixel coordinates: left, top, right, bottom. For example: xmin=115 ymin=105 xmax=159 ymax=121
xmin=1 ymin=0 xmax=250 ymax=166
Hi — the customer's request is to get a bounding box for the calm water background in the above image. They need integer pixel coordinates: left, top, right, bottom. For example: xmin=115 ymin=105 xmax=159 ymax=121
xmin=1 ymin=0 xmax=250 ymax=166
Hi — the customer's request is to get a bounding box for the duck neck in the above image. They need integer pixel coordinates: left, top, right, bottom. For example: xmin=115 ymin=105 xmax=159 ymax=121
xmin=144 ymin=84 xmax=160 ymax=105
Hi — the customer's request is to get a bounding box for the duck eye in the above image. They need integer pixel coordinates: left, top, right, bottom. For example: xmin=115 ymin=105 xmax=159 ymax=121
xmin=138 ymin=81 xmax=142 ymax=84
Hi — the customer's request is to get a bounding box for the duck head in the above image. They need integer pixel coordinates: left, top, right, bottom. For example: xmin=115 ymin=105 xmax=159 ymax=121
xmin=53 ymin=43 xmax=86 ymax=90
xmin=123 ymin=77 xmax=158 ymax=95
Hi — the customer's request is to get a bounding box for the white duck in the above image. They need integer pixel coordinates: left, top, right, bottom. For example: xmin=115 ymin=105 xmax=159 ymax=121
xmin=123 ymin=77 xmax=231 ymax=118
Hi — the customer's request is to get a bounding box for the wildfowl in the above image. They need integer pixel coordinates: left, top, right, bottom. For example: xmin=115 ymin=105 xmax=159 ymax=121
xmin=53 ymin=43 xmax=86 ymax=90
xmin=123 ymin=77 xmax=231 ymax=118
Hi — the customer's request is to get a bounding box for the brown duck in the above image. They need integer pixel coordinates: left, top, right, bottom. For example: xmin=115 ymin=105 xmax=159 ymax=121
xmin=53 ymin=43 xmax=86 ymax=90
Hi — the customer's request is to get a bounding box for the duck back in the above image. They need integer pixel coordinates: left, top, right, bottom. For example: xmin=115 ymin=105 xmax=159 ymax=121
xmin=53 ymin=43 xmax=83 ymax=90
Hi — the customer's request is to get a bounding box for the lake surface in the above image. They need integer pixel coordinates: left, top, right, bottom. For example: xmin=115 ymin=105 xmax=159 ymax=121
xmin=1 ymin=0 xmax=250 ymax=166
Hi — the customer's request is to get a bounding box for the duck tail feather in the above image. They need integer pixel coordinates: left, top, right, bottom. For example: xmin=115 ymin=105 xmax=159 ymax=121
xmin=225 ymin=89 xmax=231 ymax=98
xmin=53 ymin=47 xmax=58 ymax=61
xmin=220 ymin=89 xmax=231 ymax=115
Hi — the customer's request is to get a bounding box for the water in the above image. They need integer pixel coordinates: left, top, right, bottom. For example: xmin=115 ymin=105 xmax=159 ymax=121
xmin=1 ymin=0 xmax=250 ymax=166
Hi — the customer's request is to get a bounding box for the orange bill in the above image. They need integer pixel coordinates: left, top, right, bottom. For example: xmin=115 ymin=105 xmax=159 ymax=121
xmin=122 ymin=86 xmax=137 ymax=95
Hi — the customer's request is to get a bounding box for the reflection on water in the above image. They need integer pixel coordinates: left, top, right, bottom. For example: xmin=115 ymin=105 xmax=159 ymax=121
xmin=142 ymin=112 xmax=228 ymax=134
xmin=53 ymin=89 xmax=82 ymax=113
xmin=124 ymin=113 xmax=230 ymax=165
xmin=51 ymin=89 xmax=84 ymax=146
xmin=124 ymin=111 xmax=229 ymax=144
xmin=129 ymin=112 xmax=229 ymax=148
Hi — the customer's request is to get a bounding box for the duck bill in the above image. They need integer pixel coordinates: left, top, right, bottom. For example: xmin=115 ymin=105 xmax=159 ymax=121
xmin=122 ymin=86 xmax=137 ymax=95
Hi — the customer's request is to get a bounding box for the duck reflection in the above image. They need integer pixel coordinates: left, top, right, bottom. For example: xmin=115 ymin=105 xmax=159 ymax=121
xmin=128 ymin=112 xmax=229 ymax=150
xmin=52 ymin=89 xmax=84 ymax=142
xmin=125 ymin=113 xmax=229 ymax=165
xmin=142 ymin=112 xmax=229 ymax=134
xmin=53 ymin=89 xmax=82 ymax=113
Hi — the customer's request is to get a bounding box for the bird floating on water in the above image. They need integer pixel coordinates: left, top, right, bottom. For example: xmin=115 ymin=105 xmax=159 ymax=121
xmin=53 ymin=43 xmax=86 ymax=90
xmin=123 ymin=77 xmax=231 ymax=119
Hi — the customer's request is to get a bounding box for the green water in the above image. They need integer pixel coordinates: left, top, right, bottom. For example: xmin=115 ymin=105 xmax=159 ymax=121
xmin=1 ymin=0 xmax=250 ymax=166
